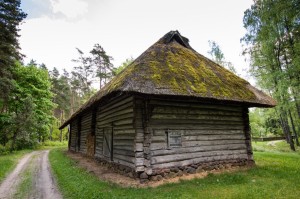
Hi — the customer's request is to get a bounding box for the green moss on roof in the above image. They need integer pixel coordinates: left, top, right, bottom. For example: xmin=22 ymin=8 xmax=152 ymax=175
xmin=60 ymin=30 xmax=276 ymax=129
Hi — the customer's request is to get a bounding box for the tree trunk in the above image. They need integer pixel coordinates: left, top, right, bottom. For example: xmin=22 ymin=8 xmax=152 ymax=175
xmin=288 ymin=109 xmax=299 ymax=146
xmin=279 ymin=113 xmax=295 ymax=151
xmin=60 ymin=110 xmax=64 ymax=142
xmin=10 ymin=130 xmax=18 ymax=152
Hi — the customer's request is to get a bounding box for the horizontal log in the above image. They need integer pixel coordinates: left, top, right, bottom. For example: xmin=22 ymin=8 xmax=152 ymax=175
xmin=151 ymin=153 xmax=248 ymax=169
xmin=149 ymin=100 xmax=243 ymax=112
xmin=113 ymin=158 xmax=135 ymax=168
xmin=152 ymin=106 xmax=242 ymax=116
xmin=113 ymin=129 xmax=135 ymax=135
xmin=151 ymin=149 xmax=247 ymax=165
xmin=149 ymin=125 xmax=244 ymax=130
xmin=150 ymin=139 xmax=245 ymax=150
xmin=98 ymin=106 xmax=133 ymax=121
xmin=151 ymin=143 xmax=247 ymax=156
xmin=99 ymin=95 xmax=133 ymax=110
xmin=113 ymin=140 xmax=134 ymax=146
xmin=182 ymin=134 xmax=245 ymax=141
xmin=152 ymin=129 xmax=244 ymax=136
xmin=151 ymin=114 xmax=243 ymax=122
xmin=113 ymin=154 xmax=135 ymax=164
xmin=114 ymin=134 xmax=135 ymax=140
xmin=182 ymin=140 xmax=245 ymax=147
xmin=114 ymin=145 xmax=134 ymax=151
xmin=113 ymin=149 xmax=135 ymax=157
xmin=97 ymin=113 xmax=134 ymax=126
xmin=135 ymin=143 xmax=143 ymax=152
xmin=149 ymin=119 xmax=243 ymax=125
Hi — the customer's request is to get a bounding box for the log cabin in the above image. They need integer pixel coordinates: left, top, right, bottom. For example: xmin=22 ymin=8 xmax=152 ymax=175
xmin=59 ymin=31 xmax=276 ymax=181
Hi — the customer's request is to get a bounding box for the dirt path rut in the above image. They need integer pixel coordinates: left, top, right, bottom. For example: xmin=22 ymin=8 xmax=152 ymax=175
xmin=0 ymin=150 xmax=62 ymax=199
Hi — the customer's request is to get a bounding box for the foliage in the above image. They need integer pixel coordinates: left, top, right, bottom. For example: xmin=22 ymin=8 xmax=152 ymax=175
xmin=0 ymin=0 xmax=27 ymax=104
xmin=113 ymin=57 xmax=134 ymax=75
xmin=242 ymin=0 xmax=300 ymax=149
xmin=250 ymin=108 xmax=282 ymax=137
xmin=0 ymin=62 xmax=55 ymax=150
xmin=50 ymin=148 xmax=300 ymax=199
xmin=207 ymin=40 xmax=237 ymax=74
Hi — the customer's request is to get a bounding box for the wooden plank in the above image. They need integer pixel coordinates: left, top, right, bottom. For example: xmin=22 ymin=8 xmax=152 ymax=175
xmin=181 ymin=134 xmax=246 ymax=141
xmin=152 ymin=153 xmax=248 ymax=169
xmin=98 ymin=96 xmax=133 ymax=116
xmin=113 ymin=154 xmax=135 ymax=164
xmin=151 ymin=143 xmax=247 ymax=156
xmin=152 ymin=106 xmax=242 ymax=116
xmin=150 ymin=139 xmax=245 ymax=150
xmin=113 ymin=158 xmax=135 ymax=168
xmin=149 ymin=100 xmax=243 ymax=112
xmin=151 ymin=149 xmax=247 ymax=164
xmin=97 ymin=113 xmax=134 ymax=126
xmin=149 ymin=119 xmax=244 ymax=125
xmin=113 ymin=149 xmax=135 ymax=157
xmin=151 ymin=114 xmax=243 ymax=122
xmin=149 ymin=125 xmax=244 ymax=130
xmin=99 ymin=104 xmax=133 ymax=119
xmin=152 ymin=129 xmax=244 ymax=136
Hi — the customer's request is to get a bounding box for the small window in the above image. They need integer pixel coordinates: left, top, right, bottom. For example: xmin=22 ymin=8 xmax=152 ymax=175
xmin=167 ymin=130 xmax=182 ymax=148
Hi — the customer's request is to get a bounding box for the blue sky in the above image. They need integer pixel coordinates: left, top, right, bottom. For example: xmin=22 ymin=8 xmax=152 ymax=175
xmin=19 ymin=0 xmax=253 ymax=80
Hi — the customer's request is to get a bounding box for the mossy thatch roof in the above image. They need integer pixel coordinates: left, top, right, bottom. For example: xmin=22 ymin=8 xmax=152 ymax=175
xmin=60 ymin=31 xmax=276 ymax=129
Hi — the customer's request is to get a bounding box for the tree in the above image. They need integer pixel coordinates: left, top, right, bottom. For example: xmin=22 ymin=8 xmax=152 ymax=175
xmin=2 ymin=62 xmax=55 ymax=150
xmin=0 ymin=0 xmax=27 ymax=110
xmin=207 ymin=40 xmax=237 ymax=74
xmin=242 ymin=0 xmax=300 ymax=150
xmin=113 ymin=57 xmax=134 ymax=75
xmin=90 ymin=44 xmax=114 ymax=89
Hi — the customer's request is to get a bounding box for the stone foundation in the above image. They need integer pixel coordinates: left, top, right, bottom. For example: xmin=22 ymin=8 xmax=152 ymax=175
xmin=94 ymin=156 xmax=254 ymax=183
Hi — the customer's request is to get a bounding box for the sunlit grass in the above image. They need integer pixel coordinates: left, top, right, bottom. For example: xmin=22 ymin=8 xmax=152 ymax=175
xmin=49 ymin=148 xmax=300 ymax=199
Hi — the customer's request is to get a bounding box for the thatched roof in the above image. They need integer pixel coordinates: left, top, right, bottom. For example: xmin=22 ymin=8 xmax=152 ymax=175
xmin=60 ymin=31 xmax=276 ymax=129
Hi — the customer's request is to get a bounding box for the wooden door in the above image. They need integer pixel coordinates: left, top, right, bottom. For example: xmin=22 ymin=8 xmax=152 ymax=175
xmin=103 ymin=127 xmax=113 ymax=161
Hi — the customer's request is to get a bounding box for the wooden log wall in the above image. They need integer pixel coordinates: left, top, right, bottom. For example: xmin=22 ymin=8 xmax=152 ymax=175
xmin=95 ymin=95 xmax=136 ymax=169
xmin=79 ymin=112 xmax=92 ymax=154
xmin=147 ymin=99 xmax=249 ymax=170
xmin=69 ymin=119 xmax=78 ymax=151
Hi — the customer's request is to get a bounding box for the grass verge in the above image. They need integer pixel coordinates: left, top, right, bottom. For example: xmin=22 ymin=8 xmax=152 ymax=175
xmin=0 ymin=149 xmax=32 ymax=183
xmin=50 ymin=148 xmax=300 ymax=199
xmin=13 ymin=155 xmax=35 ymax=198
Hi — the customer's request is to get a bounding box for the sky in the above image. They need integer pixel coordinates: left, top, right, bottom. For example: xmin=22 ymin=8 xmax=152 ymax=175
xmin=19 ymin=0 xmax=253 ymax=80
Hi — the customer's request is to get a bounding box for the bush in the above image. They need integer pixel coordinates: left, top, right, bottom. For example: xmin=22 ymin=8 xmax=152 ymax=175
xmin=0 ymin=144 xmax=10 ymax=155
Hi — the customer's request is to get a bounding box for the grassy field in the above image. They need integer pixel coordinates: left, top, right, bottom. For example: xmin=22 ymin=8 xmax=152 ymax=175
xmin=0 ymin=141 xmax=67 ymax=183
xmin=0 ymin=149 xmax=32 ymax=183
xmin=49 ymin=141 xmax=300 ymax=199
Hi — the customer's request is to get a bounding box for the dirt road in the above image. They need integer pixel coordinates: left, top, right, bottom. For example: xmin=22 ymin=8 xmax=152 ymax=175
xmin=0 ymin=150 xmax=62 ymax=199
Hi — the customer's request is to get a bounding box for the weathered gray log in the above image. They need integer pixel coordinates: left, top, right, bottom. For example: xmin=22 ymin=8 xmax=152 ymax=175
xmin=151 ymin=149 xmax=247 ymax=164
xmin=151 ymin=143 xmax=247 ymax=156
xmin=151 ymin=154 xmax=248 ymax=169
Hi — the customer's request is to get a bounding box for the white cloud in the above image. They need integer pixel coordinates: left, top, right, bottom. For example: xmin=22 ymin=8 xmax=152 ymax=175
xmin=50 ymin=0 xmax=88 ymax=18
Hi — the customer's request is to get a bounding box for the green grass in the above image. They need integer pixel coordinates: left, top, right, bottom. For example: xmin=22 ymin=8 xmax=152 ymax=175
xmin=49 ymin=147 xmax=300 ymax=199
xmin=0 ymin=141 xmax=67 ymax=183
xmin=13 ymin=155 xmax=35 ymax=199
xmin=38 ymin=140 xmax=68 ymax=149
xmin=252 ymin=140 xmax=300 ymax=153
xmin=0 ymin=149 xmax=32 ymax=183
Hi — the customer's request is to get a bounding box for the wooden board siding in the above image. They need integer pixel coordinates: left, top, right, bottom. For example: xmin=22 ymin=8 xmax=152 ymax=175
xmin=69 ymin=119 xmax=78 ymax=151
xmin=79 ymin=112 xmax=92 ymax=154
xmin=95 ymin=95 xmax=136 ymax=168
xmin=147 ymin=99 xmax=248 ymax=170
